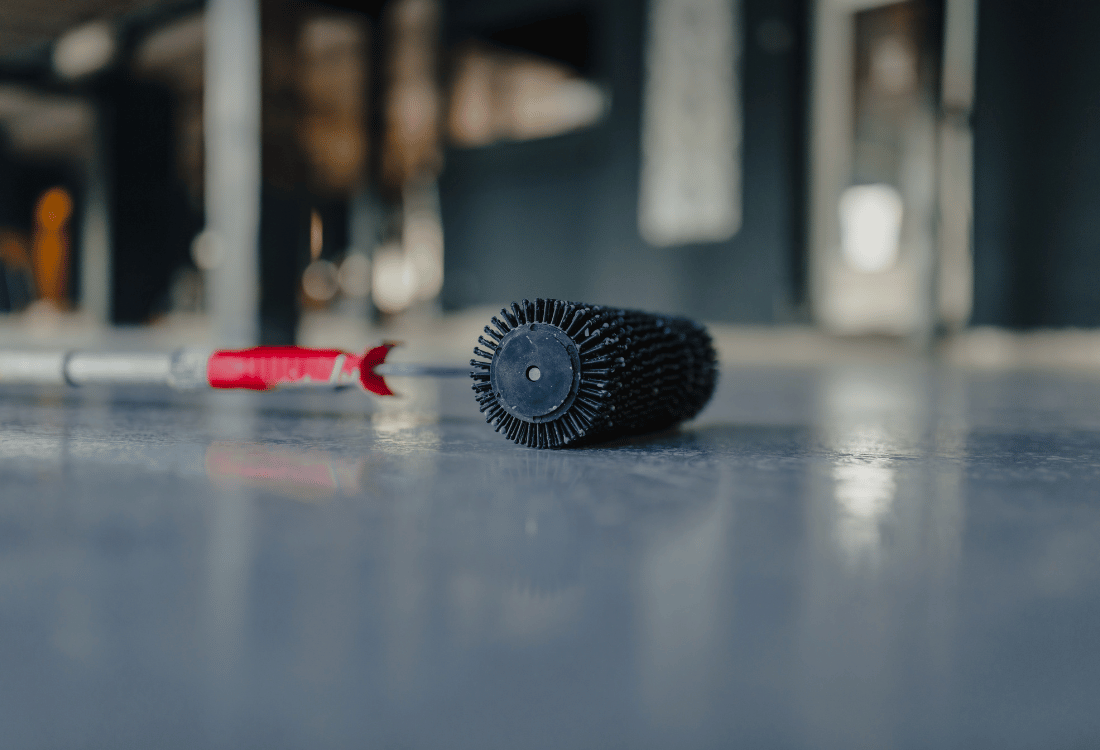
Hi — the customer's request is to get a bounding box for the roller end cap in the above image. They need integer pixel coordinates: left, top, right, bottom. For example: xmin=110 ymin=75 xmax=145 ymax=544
xmin=490 ymin=324 xmax=581 ymax=423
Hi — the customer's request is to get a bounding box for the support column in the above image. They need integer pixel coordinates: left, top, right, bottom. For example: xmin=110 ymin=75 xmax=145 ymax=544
xmin=205 ymin=0 xmax=262 ymax=347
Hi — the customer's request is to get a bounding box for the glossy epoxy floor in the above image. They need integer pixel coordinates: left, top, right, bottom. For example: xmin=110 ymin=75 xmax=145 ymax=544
xmin=1 ymin=364 xmax=1099 ymax=749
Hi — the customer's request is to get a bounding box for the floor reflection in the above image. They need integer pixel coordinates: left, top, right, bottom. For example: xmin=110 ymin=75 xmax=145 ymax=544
xmin=636 ymin=469 xmax=733 ymax=729
xmin=832 ymin=457 xmax=896 ymax=567
xmin=793 ymin=366 xmax=968 ymax=748
xmin=10 ymin=366 xmax=1100 ymax=748
xmin=201 ymin=394 xmax=257 ymax=748
xmin=205 ymin=441 xmax=364 ymax=500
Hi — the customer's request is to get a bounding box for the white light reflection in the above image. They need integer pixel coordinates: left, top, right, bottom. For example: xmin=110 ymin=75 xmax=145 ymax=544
xmin=833 ymin=457 xmax=895 ymax=568
xmin=794 ymin=367 xmax=969 ymax=747
xmin=53 ymin=22 xmax=116 ymax=80
xmin=371 ymin=375 xmax=441 ymax=445
xmin=405 ymin=214 xmax=444 ymax=300
xmin=337 ymin=252 xmax=371 ymax=299
xmin=839 ymin=183 xmax=903 ymax=273
xmin=371 ymin=180 xmax=444 ymax=315
xmin=0 ymin=431 xmax=65 ymax=464
xmin=190 ymin=229 xmax=223 ymax=270
xmin=820 ymin=371 xmax=906 ymax=568
xmin=302 ymin=259 xmax=339 ymax=302
xmin=372 ymin=242 xmax=417 ymax=313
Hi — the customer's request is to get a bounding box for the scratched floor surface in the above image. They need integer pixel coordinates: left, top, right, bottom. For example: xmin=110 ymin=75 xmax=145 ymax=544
xmin=1 ymin=364 xmax=1099 ymax=749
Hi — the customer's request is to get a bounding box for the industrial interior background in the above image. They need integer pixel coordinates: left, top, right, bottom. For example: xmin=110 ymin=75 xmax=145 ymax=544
xmin=2 ymin=0 xmax=1095 ymax=344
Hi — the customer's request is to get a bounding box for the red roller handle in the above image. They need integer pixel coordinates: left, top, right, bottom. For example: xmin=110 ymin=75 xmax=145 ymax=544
xmin=206 ymin=344 xmax=396 ymax=396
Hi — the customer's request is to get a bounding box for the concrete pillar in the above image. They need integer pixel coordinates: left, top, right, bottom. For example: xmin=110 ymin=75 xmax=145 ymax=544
xmin=204 ymin=0 xmax=262 ymax=347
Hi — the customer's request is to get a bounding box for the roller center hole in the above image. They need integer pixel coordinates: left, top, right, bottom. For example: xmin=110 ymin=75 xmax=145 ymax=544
xmin=526 ymin=366 xmax=542 ymax=382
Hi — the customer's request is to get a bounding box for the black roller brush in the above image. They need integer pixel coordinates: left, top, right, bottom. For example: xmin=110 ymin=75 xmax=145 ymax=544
xmin=471 ymin=299 xmax=718 ymax=448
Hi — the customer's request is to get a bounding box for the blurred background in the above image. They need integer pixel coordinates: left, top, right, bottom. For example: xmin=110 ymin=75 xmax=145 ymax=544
xmin=0 ymin=0 xmax=1096 ymax=360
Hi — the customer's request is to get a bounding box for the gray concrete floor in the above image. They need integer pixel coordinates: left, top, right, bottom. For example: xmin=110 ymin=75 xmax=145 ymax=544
xmin=1 ymin=363 xmax=1099 ymax=749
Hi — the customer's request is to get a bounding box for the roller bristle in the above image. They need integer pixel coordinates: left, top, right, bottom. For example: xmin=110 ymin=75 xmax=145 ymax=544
xmin=471 ymin=298 xmax=717 ymax=449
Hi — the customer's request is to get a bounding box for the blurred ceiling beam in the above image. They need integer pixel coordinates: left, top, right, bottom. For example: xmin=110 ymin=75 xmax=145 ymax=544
xmin=0 ymin=84 xmax=93 ymax=158
xmin=133 ymin=10 xmax=205 ymax=86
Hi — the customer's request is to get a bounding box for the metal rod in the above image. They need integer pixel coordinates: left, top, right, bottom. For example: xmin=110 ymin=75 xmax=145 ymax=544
xmin=66 ymin=353 xmax=173 ymax=385
xmin=0 ymin=352 xmax=68 ymax=386
xmin=0 ymin=351 xmax=174 ymax=386
xmin=373 ymin=363 xmax=470 ymax=378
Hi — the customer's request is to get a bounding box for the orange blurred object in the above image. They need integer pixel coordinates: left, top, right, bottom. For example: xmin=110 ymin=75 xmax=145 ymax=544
xmin=32 ymin=187 xmax=74 ymax=304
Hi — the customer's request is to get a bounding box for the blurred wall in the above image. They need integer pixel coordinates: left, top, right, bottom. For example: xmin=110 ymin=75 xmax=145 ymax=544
xmin=972 ymin=0 xmax=1100 ymax=328
xmin=439 ymin=0 xmax=808 ymax=322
